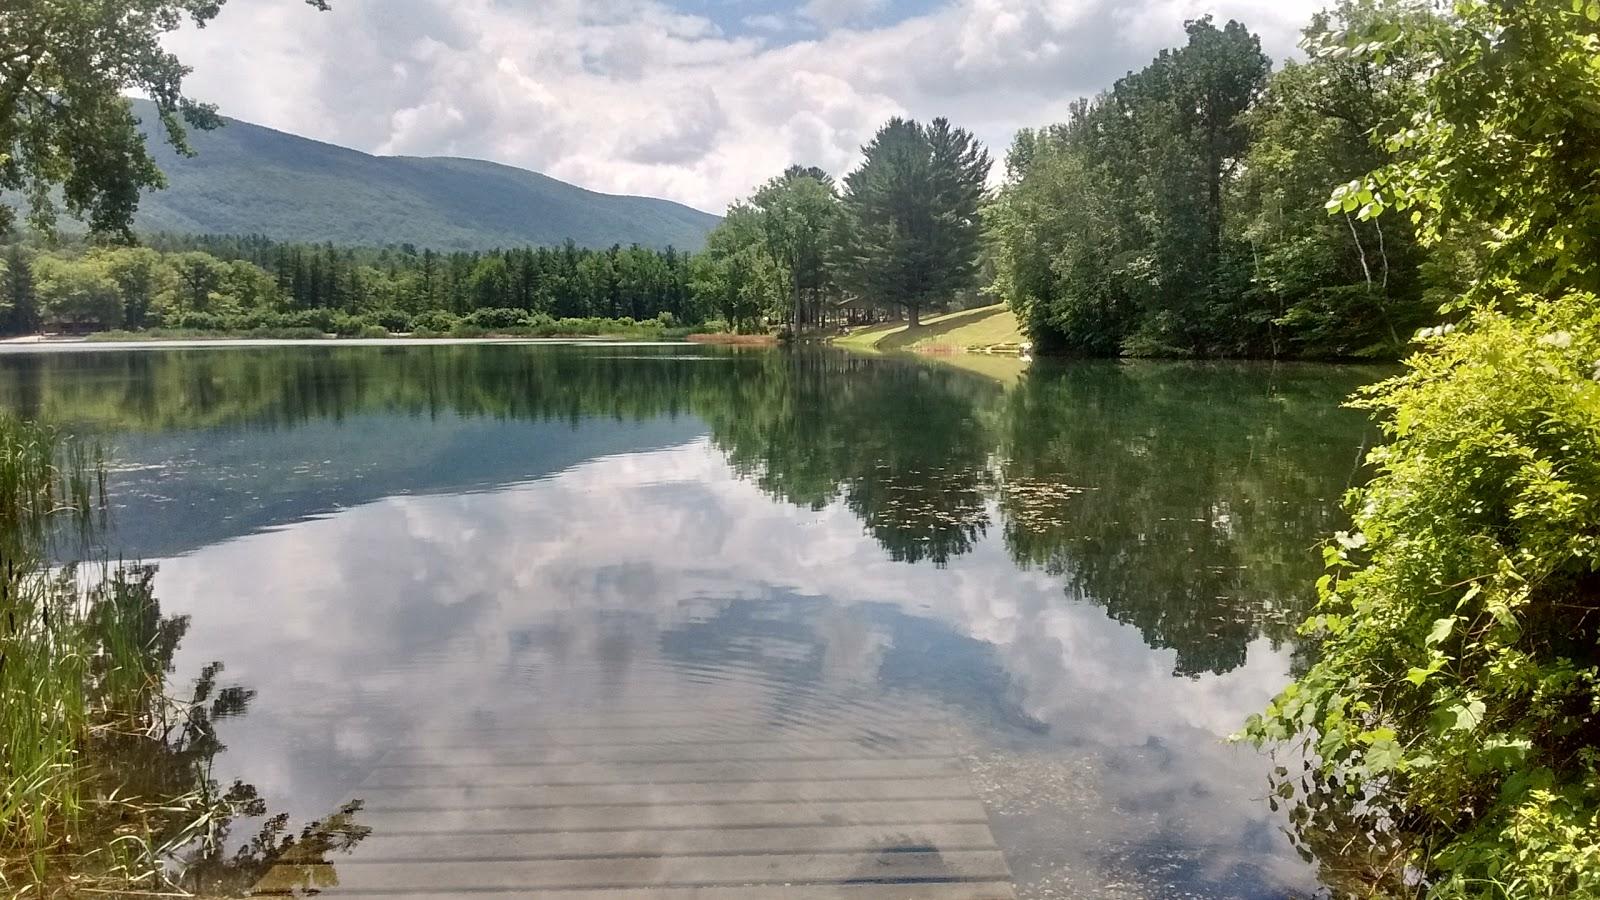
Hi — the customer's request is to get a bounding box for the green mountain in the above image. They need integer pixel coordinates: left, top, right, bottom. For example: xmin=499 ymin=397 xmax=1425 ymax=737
xmin=131 ymin=100 xmax=720 ymax=251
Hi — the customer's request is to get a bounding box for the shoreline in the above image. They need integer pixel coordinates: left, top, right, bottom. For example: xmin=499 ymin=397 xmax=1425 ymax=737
xmin=0 ymin=331 xmax=785 ymax=352
xmin=0 ymin=335 xmax=701 ymax=352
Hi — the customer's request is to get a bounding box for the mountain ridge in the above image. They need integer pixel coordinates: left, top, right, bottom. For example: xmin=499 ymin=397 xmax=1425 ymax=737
xmin=130 ymin=99 xmax=720 ymax=251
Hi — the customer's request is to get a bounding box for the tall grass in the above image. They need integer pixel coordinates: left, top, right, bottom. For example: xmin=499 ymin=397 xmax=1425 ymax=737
xmin=0 ymin=415 xmax=97 ymax=890
xmin=0 ymin=416 xmax=370 ymax=896
xmin=0 ymin=417 xmax=185 ymax=894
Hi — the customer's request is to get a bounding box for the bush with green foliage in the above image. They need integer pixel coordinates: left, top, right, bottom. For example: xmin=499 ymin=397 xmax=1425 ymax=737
xmin=1242 ymin=1 xmax=1600 ymax=895
xmin=522 ymin=312 xmax=557 ymax=335
xmin=1241 ymin=293 xmax=1600 ymax=896
xmin=371 ymin=309 xmax=412 ymax=334
xmin=464 ymin=307 xmax=530 ymax=330
xmin=169 ymin=311 xmax=227 ymax=331
xmin=409 ymin=311 xmax=459 ymax=334
xmin=329 ymin=313 xmax=371 ymax=337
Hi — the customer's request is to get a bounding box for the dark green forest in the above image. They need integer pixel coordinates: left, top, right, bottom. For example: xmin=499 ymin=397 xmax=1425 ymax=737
xmin=0 ymin=3 xmax=1472 ymax=358
xmin=0 ymin=236 xmax=703 ymax=338
xmin=992 ymin=6 xmax=1447 ymax=358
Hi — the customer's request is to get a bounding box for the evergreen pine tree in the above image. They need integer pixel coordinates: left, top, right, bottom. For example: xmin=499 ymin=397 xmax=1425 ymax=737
xmin=840 ymin=117 xmax=991 ymax=326
xmin=2 ymin=245 xmax=39 ymax=336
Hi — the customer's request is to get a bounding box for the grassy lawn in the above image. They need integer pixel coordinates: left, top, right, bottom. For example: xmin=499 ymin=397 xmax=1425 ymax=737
xmin=834 ymin=304 xmax=1025 ymax=352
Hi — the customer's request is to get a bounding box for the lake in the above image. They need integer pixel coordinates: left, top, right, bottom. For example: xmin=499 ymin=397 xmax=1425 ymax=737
xmin=0 ymin=343 xmax=1382 ymax=899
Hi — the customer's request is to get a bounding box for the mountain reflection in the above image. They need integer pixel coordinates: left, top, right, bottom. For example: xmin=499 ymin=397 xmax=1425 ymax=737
xmin=0 ymin=344 xmax=1377 ymax=680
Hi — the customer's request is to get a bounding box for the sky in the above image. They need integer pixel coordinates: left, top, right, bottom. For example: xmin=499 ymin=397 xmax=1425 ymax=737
xmin=165 ymin=0 xmax=1329 ymax=214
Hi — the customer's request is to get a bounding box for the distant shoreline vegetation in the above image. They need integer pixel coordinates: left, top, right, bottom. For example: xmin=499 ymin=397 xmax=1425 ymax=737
xmin=77 ymin=311 xmax=702 ymax=343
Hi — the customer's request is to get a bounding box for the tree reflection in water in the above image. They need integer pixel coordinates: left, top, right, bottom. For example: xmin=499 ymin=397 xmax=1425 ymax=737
xmin=0 ymin=346 xmax=1379 ymax=679
xmin=0 ymin=343 xmax=1392 ymax=895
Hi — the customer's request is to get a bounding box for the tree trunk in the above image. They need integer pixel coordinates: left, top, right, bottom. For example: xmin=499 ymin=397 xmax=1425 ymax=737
xmin=908 ymin=305 xmax=921 ymax=327
xmin=1345 ymin=213 xmax=1373 ymax=291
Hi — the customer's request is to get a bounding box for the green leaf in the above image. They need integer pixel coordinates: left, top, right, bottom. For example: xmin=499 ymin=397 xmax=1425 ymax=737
xmin=1364 ymin=737 xmax=1404 ymax=773
xmin=1425 ymin=616 xmax=1456 ymax=646
xmin=1476 ymin=737 xmax=1532 ymax=772
xmin=1406 ymin=656 xmax=1444 ymax=686
xmin=1449 ymin=699 xmax=1486 ymax=732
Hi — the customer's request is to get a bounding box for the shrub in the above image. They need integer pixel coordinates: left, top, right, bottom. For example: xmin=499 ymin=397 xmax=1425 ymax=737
xmin=371 ymin=309 xmax=413 ymax=333
xmin=170 ymin=311 xmax=229 ymax=331
xmin=326 ymin=313 xmax=365 ymax=337
xmin=523 ymin=312 xmax=557 ymax=336
xmin=1241 ymin=291 xmax=1600 ymax=898
xmin=464 ymin=307 xmax=530 ymax=330
xmin=233 ymin=309 xmax=282 ymax=331
xmin=356 ymin=324 xmax=389 ymax=339
xmin=279 ymin=308 xmax=338 ymax=333
xmin=448 ymin=323 xmax=491 ymax=338
xmin=410 ymin=310 xmax=459 ymax=333
xmin=251 ymin=327 xmax=325 ymax=340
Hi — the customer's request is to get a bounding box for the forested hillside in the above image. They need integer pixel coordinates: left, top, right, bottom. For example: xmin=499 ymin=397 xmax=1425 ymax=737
xmin=126 ymin=100 xmax=719 ymax=251
xmin=992 ymin=8 xmax=1446 ymax=359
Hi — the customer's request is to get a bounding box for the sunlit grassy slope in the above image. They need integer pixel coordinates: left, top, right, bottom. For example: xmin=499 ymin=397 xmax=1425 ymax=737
xmin=834 ymin=304 xmax=1026 ymax=352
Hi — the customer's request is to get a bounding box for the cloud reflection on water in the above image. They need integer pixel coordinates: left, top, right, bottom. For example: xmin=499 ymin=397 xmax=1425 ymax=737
xmin=155 ymin=438 xmax=1318 ymax=898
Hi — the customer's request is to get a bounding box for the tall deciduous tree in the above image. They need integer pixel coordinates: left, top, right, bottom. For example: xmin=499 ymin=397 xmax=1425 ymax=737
xmin=170 ymin=250 xmax=226 ymax=312
xmin=694 ymin=204 xmax=774 ymax=333
xmin=32 ymin=254 xmax=122 ymax=329
xmin=840 ymin=117 xmax=990 ymax=327
xmin=750 ymin=166 xmax=841 ymax=329
xmin=96 ymin=245 xmax=171 ymax=329
xmin=1328 ymin=0 xmax=1600 ymax=294
xmin=1233 ymin=0 xmax=1438 ymax=357
xmin=995 ymin=18 xmax=1273 ymax=356
xmin=0 ymin=0 xmax=329 ymax=239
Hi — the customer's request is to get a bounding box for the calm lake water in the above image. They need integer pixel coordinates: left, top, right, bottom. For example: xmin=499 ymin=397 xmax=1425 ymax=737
xmin=0 ymin=343 xmax=1382 ymax=899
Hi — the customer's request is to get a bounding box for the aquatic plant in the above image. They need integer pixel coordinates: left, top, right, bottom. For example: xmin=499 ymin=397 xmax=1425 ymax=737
xmin=0 ymin=415 xmax=102 ymax=886
xmin=0 ymin=415 xmax=367 ymax=895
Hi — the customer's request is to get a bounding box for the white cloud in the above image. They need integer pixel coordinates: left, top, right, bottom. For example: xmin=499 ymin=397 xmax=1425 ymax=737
xmin=800 ymin=0 xmax=889 ymax=27
xmin=163 ymin=0 xmax=1326 ymax=213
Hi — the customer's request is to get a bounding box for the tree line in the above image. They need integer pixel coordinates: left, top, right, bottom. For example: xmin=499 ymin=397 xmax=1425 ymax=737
xmin=0 ymin=2 xmax=1482 ymax=359
xmin=0 ymin=0 xmax=1552 ymax=362
xmin=0 ymin=109 xmax=995 ymax=338
xmin=0 ymin=238 xmax=703 ymax=336
xmin=992 ymin=4 xmax=1450 ymax=359
xmin=677 ymin=116 xmax=993 ymax=334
